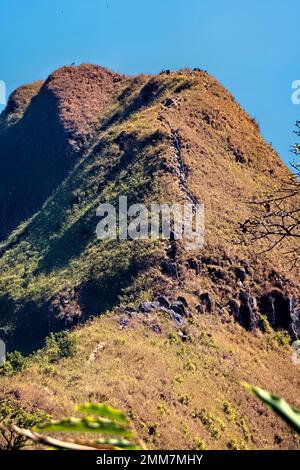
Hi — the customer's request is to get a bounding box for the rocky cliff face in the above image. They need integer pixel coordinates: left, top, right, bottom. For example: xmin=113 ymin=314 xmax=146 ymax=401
xmin=0 ymin=64 xmax=299 ymax=353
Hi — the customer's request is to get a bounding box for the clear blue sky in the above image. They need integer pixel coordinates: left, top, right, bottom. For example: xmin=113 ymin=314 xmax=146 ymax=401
xmin=0 ymin=0 xmax=299 ymax=164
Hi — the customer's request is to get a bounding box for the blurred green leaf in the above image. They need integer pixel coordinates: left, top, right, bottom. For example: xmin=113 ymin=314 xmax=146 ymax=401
xmin=33 ymin=416 xmax=133 ymax=437
xmin=95 ymin=438 xmax=140 ymax=450
xmin=243 ymin=383 xmax=300 ymax=433
xmin=76 ymin=403 xmax=128 ymax=424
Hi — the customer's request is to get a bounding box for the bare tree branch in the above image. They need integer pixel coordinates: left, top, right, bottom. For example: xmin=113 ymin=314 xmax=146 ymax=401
xmin=240 ymin=121 xmax=300 ymax=266
xmin=11 ymin=424 xmax=116 ymax=450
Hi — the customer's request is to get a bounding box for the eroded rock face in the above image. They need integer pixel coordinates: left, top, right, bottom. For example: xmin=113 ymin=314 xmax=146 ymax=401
xmin=259 ymin=290 xmax=300 ymax=339
xmin=260 ymin=290 xmax=293 ymax=329
xmin=118 ymin=296 xmax=191 ymax=326
xmin=289 ymin=317 xmax=300 ymax=341
xmin=227 ymin=287 xmax=300 ymax=339
xmin=155 ymin=295 xmax=170 ymax=308
xmin=228 ymin=291 xmax=258 ymax=331
xmin=228 ymin=299 xmax=240 ymax=320
xmin=234 ymin=266 xmax=246 ymax=283
xmin=187 ymin=257 xmax=201 ymax=275
xmin=196 ymin=293 xmax=214 ymax=314
xmin=140 ymin=301 xmax=161 ymax=313
xmin=186 ymin=251 xmax=299 ymax=340
xmin=239 ymin=291 xmax=259 ymax=331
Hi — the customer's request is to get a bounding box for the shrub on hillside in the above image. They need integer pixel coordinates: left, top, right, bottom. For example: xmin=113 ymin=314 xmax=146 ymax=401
xmin=45 ymin=332 xmax=77 ymax=363
xmin=0 ymin=351 xmax=27 ymax=376
xmin=0 ymin=399 xmax=49 ymax=450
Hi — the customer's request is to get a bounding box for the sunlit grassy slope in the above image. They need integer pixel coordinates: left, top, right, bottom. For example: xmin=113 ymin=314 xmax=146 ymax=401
xmin=0 ymin=65 xmax=299 ymax=449
xmin=1 ymin=310 xmax=299 ymax=450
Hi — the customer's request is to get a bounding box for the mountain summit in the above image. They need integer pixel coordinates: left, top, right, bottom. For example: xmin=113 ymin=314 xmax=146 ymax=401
xmin=0 ymin=64 xmax=299 ymax=449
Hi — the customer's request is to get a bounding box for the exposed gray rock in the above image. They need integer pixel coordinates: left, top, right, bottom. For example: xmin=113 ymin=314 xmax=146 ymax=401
xmin=227 ymin=288 xmax=300 ymax=340
xmin=139 ymin=301 xmax=160 ymax=313
xmin=161 ymin=260 xmax=177 ymax=277
xmin=228 ymin=299 xmax=240 ymax=320
xmin=177 ymin=296 xmax=188 ymax=307
xmin=260 ymin=290 xmax=294 ymax=330
xmin=170 ymin=301 xmax=186 ymax=316
xmin=119 ymin=305 xmax=135 ymax=314
xmin=178 ymin=330 xmax=189 ymax=342
xmin=159 ymin=307 xmax=180 ymax=324
xmin=259 ymin=289 xmax=300 ymax=340
xmin=158 ymin=297 xmax=191 ymax=324
xmin=234 ymin=266 xmax=246 ymax=282
xmin=116 ymin=295 xmax=192 ymax=326
xmin=164 ymin=97 xmax=177 ymax=107
xmin=289 ymin=316 xmax=300 ymax=341
xmin=187 ymin=257 xmax=201 ymax=275
xmin=229 ymin=291 xmax=258 ymax=331
xmin=118 ymin=317 xmax=130 ymax=329
xmin=196 ymin=293 xmax=213 ymax=314
xmin=238 ymin=291 xmax=258 ymax=331
xmin=155 ymin=295 xmax=170 ymax=308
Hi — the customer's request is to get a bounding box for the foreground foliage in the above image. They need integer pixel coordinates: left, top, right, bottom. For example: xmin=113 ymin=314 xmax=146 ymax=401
xmin=9 ymin=403 xmax=143 ymax=450
xmin=243 ymin=383 xmax=300 ymax=433
xmin=0 ymin=399 xmax=49 ymax=450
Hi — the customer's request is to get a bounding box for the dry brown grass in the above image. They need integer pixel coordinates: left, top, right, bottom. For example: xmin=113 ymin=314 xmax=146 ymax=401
xmin=0 ymin=80 xmax=44 ymax=128
xmin=0 ymin=66 xmax=299 ymax=450
xmin=0 ymin=310 xmax=299 ymax=450
xmin=44 ymin=64 xmax=127 ymax=150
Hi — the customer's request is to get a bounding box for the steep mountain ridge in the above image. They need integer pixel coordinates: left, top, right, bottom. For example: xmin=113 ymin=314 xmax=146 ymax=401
xmin=0 ymin=65 xmax=299 ymax=350
xmin=0 ymin=64 xmax=299 ymax=449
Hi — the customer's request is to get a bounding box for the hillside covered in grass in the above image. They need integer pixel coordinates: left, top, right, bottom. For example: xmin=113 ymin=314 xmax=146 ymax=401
xmin=0 ymin=64 xmax=299 ymax=449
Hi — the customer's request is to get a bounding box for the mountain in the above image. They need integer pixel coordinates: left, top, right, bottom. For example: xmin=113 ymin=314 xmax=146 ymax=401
xmin=0 ymin=64 xmax=299 ymax=450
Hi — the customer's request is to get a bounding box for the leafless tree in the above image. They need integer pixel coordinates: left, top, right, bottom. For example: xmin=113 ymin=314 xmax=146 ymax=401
xmin=240 ymin=121 xmax=300 ymax=267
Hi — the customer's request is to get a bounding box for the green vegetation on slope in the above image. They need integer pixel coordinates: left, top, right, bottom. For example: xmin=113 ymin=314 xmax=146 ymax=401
xmin=0 ymin=66 xmax=299 ymax=450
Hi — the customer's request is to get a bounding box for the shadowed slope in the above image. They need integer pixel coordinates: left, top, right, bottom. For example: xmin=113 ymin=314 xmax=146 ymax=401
xmin=0 ymin=65 xmax=124 ymax=240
